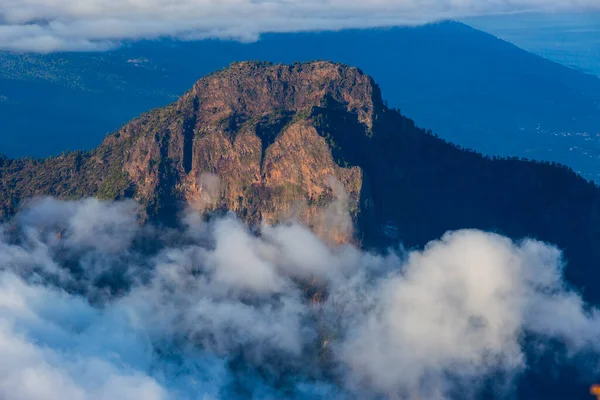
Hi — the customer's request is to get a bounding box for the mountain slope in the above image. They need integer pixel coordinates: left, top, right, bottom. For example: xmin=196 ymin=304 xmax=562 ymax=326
xmin=2 ymin=61 xmax=600 ymax=312
xmin=2 ymin=22 xmax=600 ymax=180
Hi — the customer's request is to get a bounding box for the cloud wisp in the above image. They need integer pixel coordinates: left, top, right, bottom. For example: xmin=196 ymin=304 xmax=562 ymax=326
xmin=0 ymin=197 xmax=599 ymax=399
xmin=0 ymin=0 xmax=599 ymax=52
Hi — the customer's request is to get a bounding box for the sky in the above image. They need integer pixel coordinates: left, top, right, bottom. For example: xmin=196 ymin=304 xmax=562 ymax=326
xmin=1 ymin=0 xmax=600 ymax=52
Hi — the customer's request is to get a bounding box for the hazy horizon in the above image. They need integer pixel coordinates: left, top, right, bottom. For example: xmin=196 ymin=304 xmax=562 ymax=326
xmin=466 ymin=12 xmax=600 ymax=77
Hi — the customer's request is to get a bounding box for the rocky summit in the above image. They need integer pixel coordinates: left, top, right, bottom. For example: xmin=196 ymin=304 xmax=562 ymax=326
xmin=2 ymin=61 xmax=600 ymax=302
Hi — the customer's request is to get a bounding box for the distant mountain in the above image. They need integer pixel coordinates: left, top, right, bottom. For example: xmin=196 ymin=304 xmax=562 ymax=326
xmin=2 ymin=21 xmax=600 ymax=180
xmin=465 ymin=12 xmax=600 ymax=78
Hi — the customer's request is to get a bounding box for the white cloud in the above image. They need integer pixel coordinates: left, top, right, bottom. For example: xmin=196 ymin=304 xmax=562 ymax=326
xmin=0 ymin=0 xmax=598 ymax=52
xmin=337 ymin=231 xmax=558 ymax=397
xmin=16 ymin=197 xmax=140 ymax=253
xmin=0 ymin=198 xmax=600 ymax=399
xmin=0 ymin=273 xmax=168 ymax=400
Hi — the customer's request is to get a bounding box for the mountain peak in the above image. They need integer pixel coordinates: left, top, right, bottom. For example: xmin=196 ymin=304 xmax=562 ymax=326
xmin=179 ymin=61 xmax=381 ymax=131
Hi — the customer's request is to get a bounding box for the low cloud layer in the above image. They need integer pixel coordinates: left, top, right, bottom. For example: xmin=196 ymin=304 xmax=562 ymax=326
xmin=0 ymin=197 xmax=599 ymax=399
xmin=1 ymin=0 xmax=599 ymax=52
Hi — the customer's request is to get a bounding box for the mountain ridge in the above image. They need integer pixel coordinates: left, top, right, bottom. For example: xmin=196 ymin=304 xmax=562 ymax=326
xmin=2 ymin=61 xmax=600 ymax=307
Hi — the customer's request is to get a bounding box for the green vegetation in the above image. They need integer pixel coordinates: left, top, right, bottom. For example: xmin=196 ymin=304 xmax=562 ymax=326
xmin=98 ymin=168 xmax=131 ymax=200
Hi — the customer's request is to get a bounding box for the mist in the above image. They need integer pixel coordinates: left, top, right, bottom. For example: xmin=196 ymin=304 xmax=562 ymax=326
xmin=1 ymin=0 xmax=599 ymax=52
xmin=0 ymin=196 xmax=599 ymax=399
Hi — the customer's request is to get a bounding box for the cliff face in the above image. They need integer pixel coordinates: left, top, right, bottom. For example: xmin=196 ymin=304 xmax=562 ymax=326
xmin=110 ymin=61 xmax=372 ymax=243
xmin=2 ymin=61 xmax=600 ymax=302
